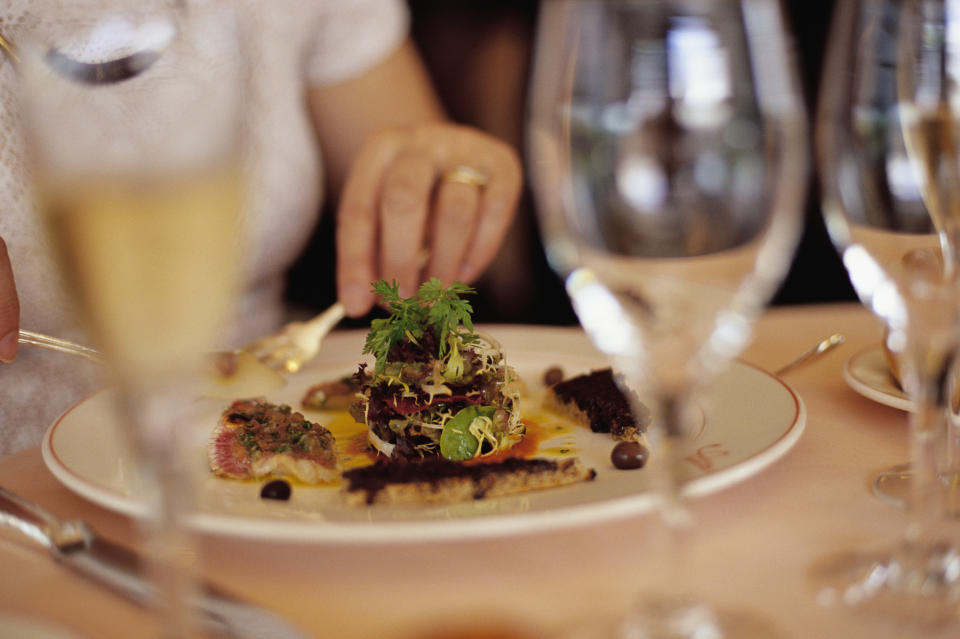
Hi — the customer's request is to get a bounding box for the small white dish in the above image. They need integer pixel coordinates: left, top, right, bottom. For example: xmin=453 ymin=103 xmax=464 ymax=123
xmin=843 ymin=346 xmax=910 ymax=412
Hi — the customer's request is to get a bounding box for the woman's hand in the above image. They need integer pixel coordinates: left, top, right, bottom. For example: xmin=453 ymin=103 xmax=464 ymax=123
xmin=308 ymin=39 xmax=523 ymax=317
xmin=335 ymin=122 xmax=521 ymax=315
xmin=0 ymin=237 xmax=20 ymax=363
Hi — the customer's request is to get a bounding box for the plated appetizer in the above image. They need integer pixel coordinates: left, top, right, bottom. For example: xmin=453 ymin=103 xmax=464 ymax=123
xmin=205 ymin=280 xmax=648 ymax=505
xmin=351 ymin=279 xmax=524 ymax=461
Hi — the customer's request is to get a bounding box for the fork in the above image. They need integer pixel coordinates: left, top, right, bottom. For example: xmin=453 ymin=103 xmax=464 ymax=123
xmin=17 ymin=329 xmax=106 ymax=365
xmin=243 ymin=302 xmax=346 ymax=373
xmin=17 ymin=301 xmax=345 ymax=374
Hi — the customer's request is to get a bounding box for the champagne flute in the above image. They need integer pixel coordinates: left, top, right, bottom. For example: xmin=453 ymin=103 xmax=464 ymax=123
xmin=815 ymin=0 xmax=960 ymax=619
xmin=845 ymin=0 xmax=960 ymax=513
xmin=19 ymin=2 xmax=247 ymax=635
xmin=528 ymin=1 xmax=806 ymax=635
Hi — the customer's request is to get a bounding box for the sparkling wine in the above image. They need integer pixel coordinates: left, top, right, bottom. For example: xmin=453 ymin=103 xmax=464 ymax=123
xmin=38 ymin=167 xmax=243 ymax=376
xmin=900 ymin=102 xmax=960 ymax=274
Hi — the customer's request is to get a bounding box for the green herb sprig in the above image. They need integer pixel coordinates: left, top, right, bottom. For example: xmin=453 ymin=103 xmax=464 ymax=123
xmin=363 ymin=278 xmax=477 ymax=372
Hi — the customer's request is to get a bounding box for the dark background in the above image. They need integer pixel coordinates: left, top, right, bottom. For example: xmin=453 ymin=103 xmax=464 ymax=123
xmin=286 ymin=0 xmax=855 ymax=326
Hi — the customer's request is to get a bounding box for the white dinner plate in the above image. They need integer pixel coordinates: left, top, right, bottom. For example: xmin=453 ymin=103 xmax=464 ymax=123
xmin=842 ymin=346 xmax=910 ymax=412
xmin=43 ymin=326 xmax=805 ymax=543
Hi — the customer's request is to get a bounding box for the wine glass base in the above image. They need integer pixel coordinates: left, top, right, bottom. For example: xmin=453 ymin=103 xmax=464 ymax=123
xmin=563 ymin=597 xmax=790 ymax=639
xmin=871 ymin=463 xmax=912 ymax=509
xmin=812 ymin=542 xmax=960 ymax=627
xmin=873 ymin=463 xmax=960 ymax=517
xmin=618 ymin=597 xmax=723 ymax=639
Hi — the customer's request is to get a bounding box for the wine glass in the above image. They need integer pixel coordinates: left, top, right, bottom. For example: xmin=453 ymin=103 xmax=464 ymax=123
xmin=528 ymin=1 xmax=807 ymax=636
xmin=815 ymin=0 xmax=960 ymax=620
xmin=18 ymin=2 xmax=247 ymax=635
xmin=833 ymin=0 xmax=960 ymax=514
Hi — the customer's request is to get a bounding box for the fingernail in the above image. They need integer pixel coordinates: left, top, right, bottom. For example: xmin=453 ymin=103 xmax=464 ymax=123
xmin=341 ymin=283 xmax=369 ymax=316
xmin=0 ymin=330 xmax=17 ymax=363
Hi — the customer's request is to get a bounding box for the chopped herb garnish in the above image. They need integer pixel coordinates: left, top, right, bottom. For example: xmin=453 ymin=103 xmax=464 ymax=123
xmin=240 ymin=430 xmax=258 ymax=451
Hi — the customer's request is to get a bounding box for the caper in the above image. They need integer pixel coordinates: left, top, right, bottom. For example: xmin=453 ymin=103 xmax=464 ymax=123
xmin=611 ymin=441 xmax=649 ymax=470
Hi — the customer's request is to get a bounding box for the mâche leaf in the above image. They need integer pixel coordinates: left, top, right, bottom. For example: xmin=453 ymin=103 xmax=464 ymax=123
xmin=440 ymin=405 xmax=488 ymax=461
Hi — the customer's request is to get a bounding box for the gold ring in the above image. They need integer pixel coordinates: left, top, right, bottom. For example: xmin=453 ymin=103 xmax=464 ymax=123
xmin=443 ymin=165 xmax=488 ymax=188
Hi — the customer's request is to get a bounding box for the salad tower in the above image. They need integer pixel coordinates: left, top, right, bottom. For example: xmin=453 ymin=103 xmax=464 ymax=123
xmin=351 ymin=279 xmax=523 ymax=461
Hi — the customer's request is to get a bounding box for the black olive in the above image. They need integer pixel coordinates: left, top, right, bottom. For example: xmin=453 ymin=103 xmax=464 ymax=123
xmin=611 ymin=441 xmax=649 ymax=470
xmin=260 ymin=479 xmax=292 ymax=501
xmin=543 ymin=366 xmax=564 ymax=386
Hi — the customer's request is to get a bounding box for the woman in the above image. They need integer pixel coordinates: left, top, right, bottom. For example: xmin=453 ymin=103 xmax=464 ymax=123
xmin=0 ymin=0 xmax=521 ymax=455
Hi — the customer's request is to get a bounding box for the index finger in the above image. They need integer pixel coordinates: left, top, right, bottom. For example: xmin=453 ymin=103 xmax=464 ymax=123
xmin=336 ymin=132 xmax=401 ymax=316
xmin=0 ymin=236 xmax=20 ymax=363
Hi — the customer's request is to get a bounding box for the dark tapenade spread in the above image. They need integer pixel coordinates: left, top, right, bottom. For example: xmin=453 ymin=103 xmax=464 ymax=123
xmin=342 ymin=456 xmax=596 ymax=506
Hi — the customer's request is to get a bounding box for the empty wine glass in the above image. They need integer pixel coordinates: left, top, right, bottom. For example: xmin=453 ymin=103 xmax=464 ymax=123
xmin=19 ymin=2 xmax=247 ymax=635
xmin=528 ymin=1 xmax=806 ymax=636
xmin=834 ymin=0 xmax=960 ymax=514
xmin=815 ymin=0 xmax=960 ymax=621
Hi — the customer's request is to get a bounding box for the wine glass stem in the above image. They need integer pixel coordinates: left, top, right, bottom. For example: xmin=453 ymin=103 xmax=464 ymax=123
xmin=907 ymin=378 xmax=945 ymax=545
xmin=653 ymin=394 xmax=697 ymax=590
xmin=118 ymin=384 xmax=199 ymax=638
xmin=901 ymin=331 xmax=956 ymax=545
xmin=655 ymin=395 xmax=692 ymax=523
xmin=945 ymin=389 xmax=960 ymax=515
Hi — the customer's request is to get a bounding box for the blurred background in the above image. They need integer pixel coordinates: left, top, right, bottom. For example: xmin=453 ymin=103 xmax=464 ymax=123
xmin=285 ymin=0 xmax=854 ymax=325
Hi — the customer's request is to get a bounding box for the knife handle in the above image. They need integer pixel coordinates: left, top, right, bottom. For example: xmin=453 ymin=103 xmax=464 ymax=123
xmin=0 ymin=486 xmax=310 ymax=638
xmin=0 ymin=485 xmax=91 ymax=551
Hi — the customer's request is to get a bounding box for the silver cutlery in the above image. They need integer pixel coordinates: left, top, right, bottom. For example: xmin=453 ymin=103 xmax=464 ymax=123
xmin=244 ymin=301 xmax=345 ymax=373
xmin=16 ymin=330 xmax=106 ymax=365
xmin=0 ymin=485 xmax=310 ymax=639
xmin=17 ymin=300 xmax=345 ymax=375
xmin=774 ymin=333 xmax=845 ymax=376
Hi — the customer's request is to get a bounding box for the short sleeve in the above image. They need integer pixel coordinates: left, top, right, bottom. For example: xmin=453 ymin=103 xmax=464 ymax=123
xmin=304 ymin=0 xmax=410 ymax=86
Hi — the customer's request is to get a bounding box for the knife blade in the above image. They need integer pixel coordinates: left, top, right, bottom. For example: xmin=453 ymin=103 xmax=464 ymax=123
xmin=0 ymin=486 xmax=309 ymax=639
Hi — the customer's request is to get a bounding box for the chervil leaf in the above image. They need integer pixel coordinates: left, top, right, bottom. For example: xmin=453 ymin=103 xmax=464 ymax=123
xmin=424 ymin=281 xmax=475 ymax=357
xmin=361 ymin=278 xmax=477 ymax=371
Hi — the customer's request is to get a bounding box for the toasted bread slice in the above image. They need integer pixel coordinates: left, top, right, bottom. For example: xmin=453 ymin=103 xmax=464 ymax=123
xmin=544 ymin=368 xmax=649 ymax=441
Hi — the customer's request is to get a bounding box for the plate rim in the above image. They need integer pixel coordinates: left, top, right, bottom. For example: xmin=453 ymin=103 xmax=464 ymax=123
xmin=842 ymin=345 xmax=911 ymax=412
xmin=42 ymin=330 xmax=807 ymax=544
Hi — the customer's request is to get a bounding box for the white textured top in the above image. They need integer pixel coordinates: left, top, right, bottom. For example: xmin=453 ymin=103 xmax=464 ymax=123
xmin=0 ymin=0 xmax=409 ymax=456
